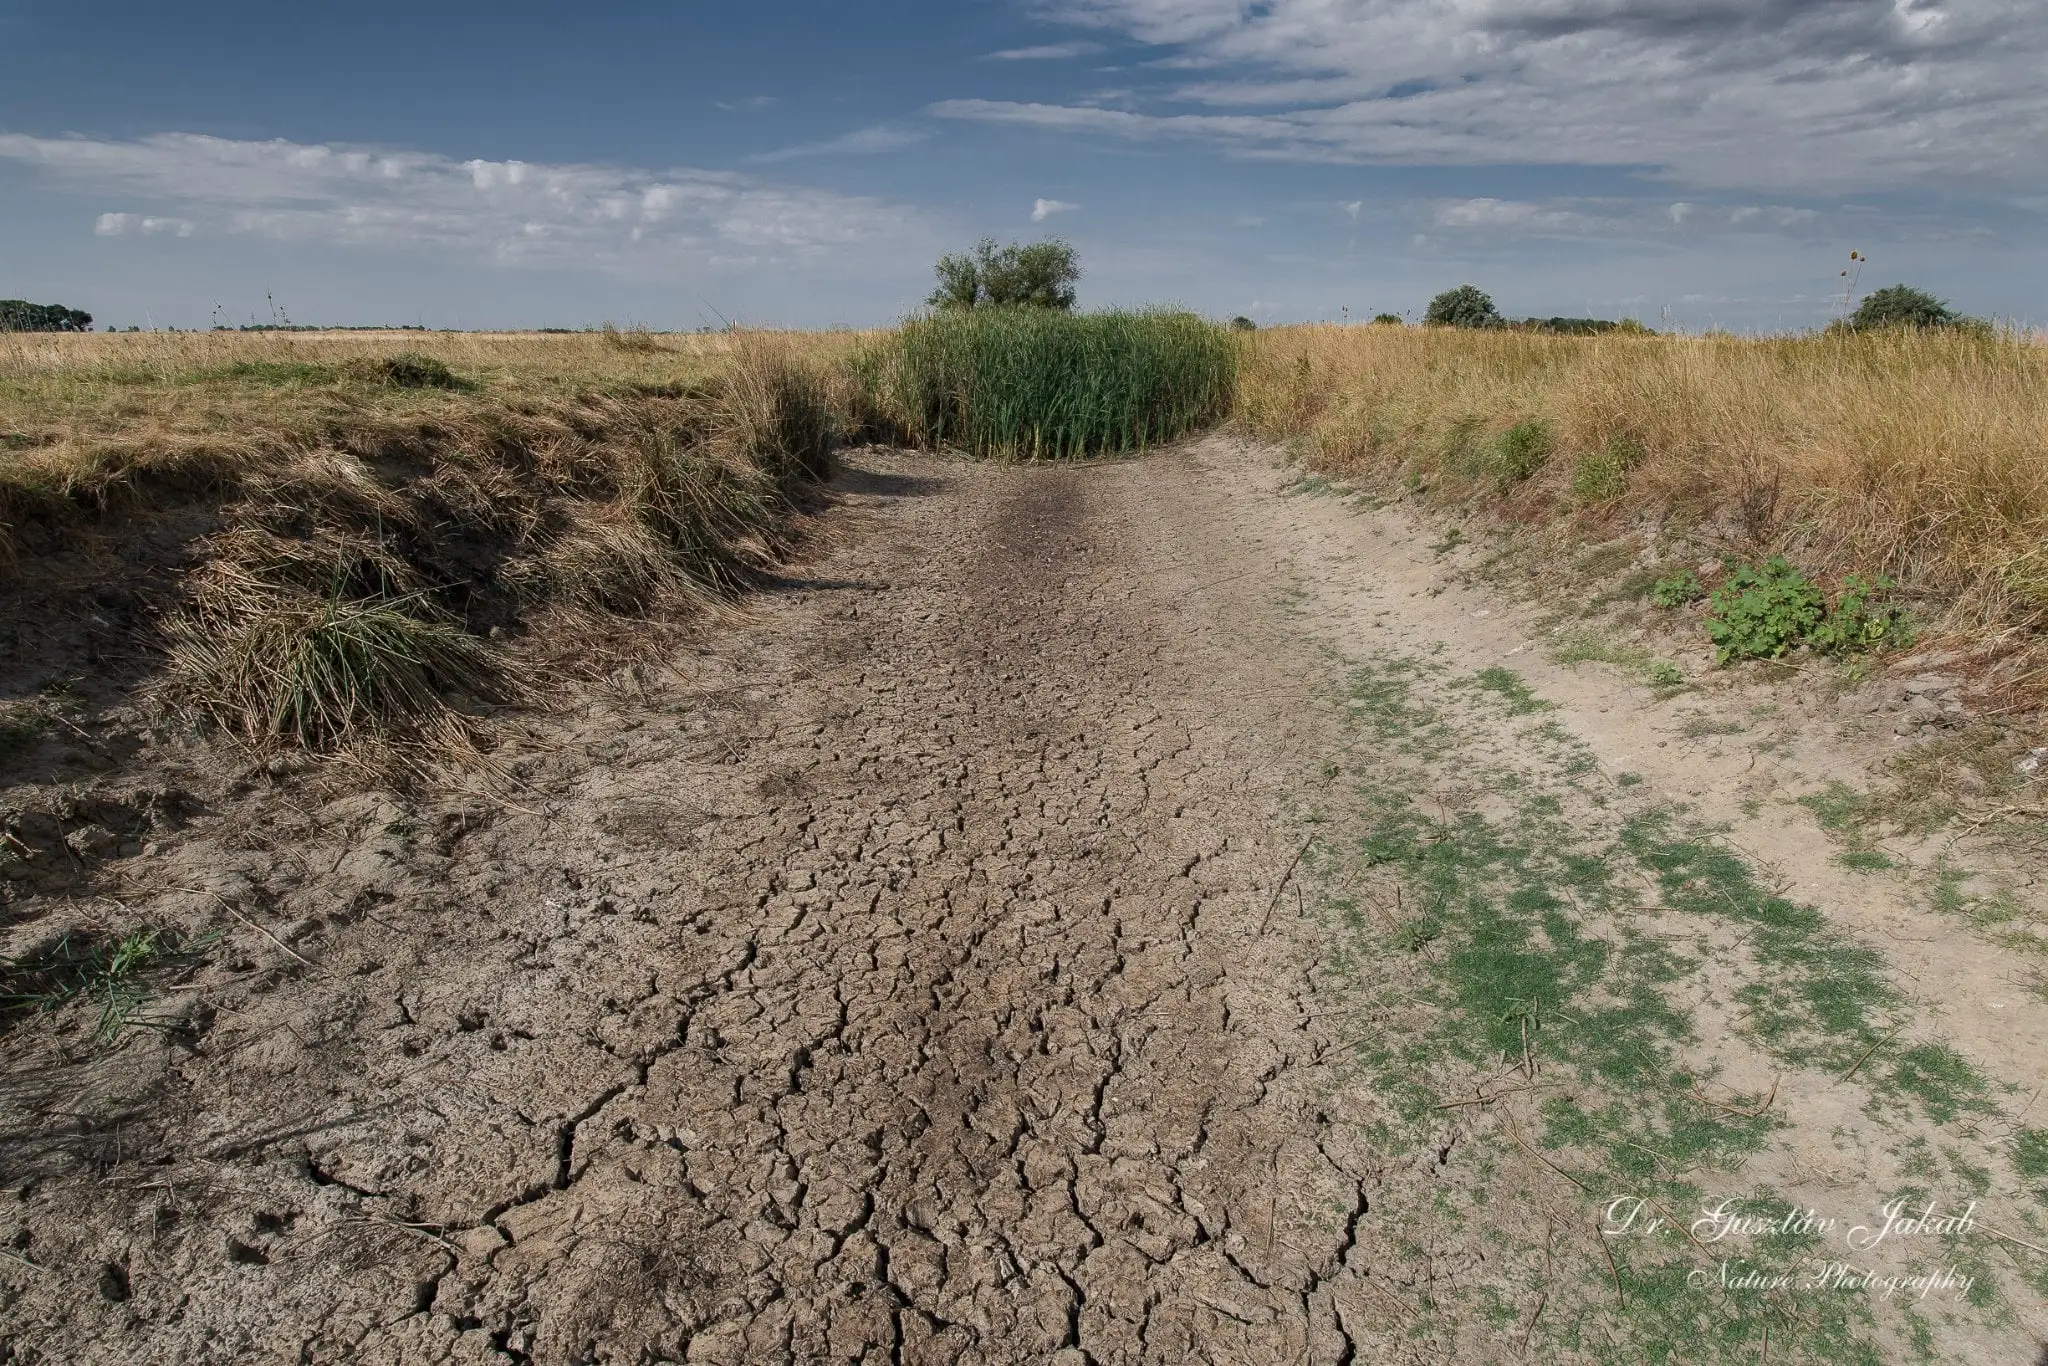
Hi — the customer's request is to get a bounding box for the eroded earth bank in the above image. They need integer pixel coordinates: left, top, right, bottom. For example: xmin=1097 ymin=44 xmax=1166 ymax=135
xmin=4 ymin=441 xmax=2046 ymax=1363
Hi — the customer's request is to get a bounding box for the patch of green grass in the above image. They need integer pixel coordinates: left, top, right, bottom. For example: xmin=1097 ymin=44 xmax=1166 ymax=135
xmin=1837 ymin=849 xmax=1896 ymax=872
xmin=1494 ymin=420 xmax=1553 ymax=483
xmin=1429 ymin=526 xmax=1466 ymax=557
xmin=1471 ymin=666 xmax=1553 ymax=714
xmin=1799 ymin=781 xmax=1869 ymax=834
xmin=2012 ymin=1128 xmax=2048 ymax=1181
xmin=1 ymin=927 xmax=213 ymax=1046
xmin=1886 ymin=1043 xmax=1992 ymax=1125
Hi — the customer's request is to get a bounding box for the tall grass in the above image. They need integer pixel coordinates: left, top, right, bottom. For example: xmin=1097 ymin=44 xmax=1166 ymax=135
xmin=857 ymin=308 xmax=1235 ymax=459
xmin=1238 ymin=324 xmax=2048 ymax=652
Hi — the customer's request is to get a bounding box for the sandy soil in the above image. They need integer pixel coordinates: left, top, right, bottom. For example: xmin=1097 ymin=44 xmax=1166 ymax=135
xmin=2 ymin=440 xmax=2043 ymax=1364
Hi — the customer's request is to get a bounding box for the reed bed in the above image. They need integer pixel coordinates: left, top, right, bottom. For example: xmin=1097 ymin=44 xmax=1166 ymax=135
xmin=856 ymin=308 xmax=1236 ymax=459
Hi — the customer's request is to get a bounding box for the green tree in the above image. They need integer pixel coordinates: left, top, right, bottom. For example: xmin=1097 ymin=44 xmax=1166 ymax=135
xmin=1851 ymin=284 xmax=1960 ymax=330
xmin=0 ymin=300 xmax=93 ymax=332
xmin=1229 ymin=315 xmax=1256 ymax=331
xmin=1372 ymin=313 xmax=1404 ymax=325
xmin=1423 ymin=285 xmax=1501 ymax=328
xmin=927 ymin=239 xmax=1080 ymax=311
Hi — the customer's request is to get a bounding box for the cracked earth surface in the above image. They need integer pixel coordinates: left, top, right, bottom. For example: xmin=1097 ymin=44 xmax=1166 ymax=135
xmin=6 ymin=440 xmax=2047 ymax=1363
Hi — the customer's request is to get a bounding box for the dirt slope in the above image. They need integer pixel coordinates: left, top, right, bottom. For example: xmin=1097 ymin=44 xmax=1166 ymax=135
xmin=2 ymin=441 xmax=2044 ymax=1364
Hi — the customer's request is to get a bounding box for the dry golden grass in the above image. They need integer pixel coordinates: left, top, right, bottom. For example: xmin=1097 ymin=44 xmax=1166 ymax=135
xmin=1 ymin=328 xmax=850 ymax=753
xmin=1238 ymin=324 xmax=2048 ymax=655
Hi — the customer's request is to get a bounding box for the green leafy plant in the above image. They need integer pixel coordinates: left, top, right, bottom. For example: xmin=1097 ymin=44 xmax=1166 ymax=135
xmin=1229 ymin=315 xmax=1256 ymax=332
xmin=1647 ymin=661 xmax=1685 ymax=688
xmin=1372 ymin=313 xmax=1403 ymax=325
xmin=1706 ymin=556 xmax=1826 ymax=662
xmin=1651 ymin=570 xmax=1705 ymax=609
xmin=1810 ymin=572 xmax=1914 ymax=654
xmin=1705 ymin=559 xmax=1910 ymax=664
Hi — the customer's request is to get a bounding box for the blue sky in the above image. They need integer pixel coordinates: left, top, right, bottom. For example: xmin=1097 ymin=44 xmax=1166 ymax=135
xmin=3 ymin=0 xmax=2043 ymax=331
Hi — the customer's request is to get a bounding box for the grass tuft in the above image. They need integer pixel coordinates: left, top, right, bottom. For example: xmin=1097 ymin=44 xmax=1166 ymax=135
xmin=166 ymin=589 xmax=509 ymax=749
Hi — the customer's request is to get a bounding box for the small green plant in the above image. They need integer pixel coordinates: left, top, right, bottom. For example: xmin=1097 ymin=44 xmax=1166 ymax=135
xmin=1651 ymin=570 xmax=1705 ymax=609
xmin=1706 ymin=556 xmax=1827 ymax=662
xmin=1647 ymin=660 xmax=1684 ymax=688
xmin=1494 ymin=420 xmax=1552 ymax=482
xmin=1810 ymin=573 xmax=1914 ymax=654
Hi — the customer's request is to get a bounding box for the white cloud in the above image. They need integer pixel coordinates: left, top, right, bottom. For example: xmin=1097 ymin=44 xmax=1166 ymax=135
xmin=1031 ymin=197 xmax=1080 ymax=221
xmin=938 ymin=0 xmax=2048 ymax=193
xmin=1 ymin=131 xmax=933 ymax=276
xmin=94 ymin=212 xmax=194 ymax=237
xmin=749 ymin=124 xmax=930 ymax=164
xmin=1434 ymin=198 xmax=1594 ymax=231
xmin=986 ymin=41 xmax=1104 ymax=60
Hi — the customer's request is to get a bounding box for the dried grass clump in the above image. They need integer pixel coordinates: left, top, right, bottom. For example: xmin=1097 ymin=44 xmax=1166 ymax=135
xmin=167 ymin=588 xmax=508 ymax=748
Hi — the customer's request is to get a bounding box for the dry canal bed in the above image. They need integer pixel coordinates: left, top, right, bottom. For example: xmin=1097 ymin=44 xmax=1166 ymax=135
xmin=3 ymin=440 xmax=2044 ymax=1363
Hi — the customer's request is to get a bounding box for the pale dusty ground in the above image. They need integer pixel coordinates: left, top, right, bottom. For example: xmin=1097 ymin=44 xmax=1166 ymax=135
xmin=1 ymin=439 xmax=2043 ymax=1364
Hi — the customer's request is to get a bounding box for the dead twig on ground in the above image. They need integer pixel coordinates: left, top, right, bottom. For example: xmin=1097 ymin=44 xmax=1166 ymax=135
xmin=1259 ymin=836 xmax=1315 ymax=934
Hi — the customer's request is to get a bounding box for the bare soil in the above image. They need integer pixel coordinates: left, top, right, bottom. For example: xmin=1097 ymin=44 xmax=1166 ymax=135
xmin=3 ymin=440 xmax=2044 ymax=1363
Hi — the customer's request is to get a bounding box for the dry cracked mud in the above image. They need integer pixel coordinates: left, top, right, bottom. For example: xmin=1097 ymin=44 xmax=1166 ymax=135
xmin=4 ymin=440 xmax=2047 ymax=1364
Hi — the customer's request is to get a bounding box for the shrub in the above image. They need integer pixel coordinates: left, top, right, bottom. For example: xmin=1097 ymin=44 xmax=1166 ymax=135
xmin=858 ymin=308 xmax=1235 ymax=459
xmin=1494 ymin=420 xmax=1551 ymax=482
xmin=1651 ymin=570 xmax=1705 ymax=609
xmin=1851 ymin=285 xmax=1959 ymax=331
xmin=1707 ymin=556 xmax=1826 ymax=662
xmin=1372 ymin=313 xmax=1403 ymax=325
xmin=1230 ymin=316 xmax=1257 ymax=332
xmin=1424 ymin=285 xmax=1502 ymax=329
xmin=928 ymin=239 xmax=1080 ymax=311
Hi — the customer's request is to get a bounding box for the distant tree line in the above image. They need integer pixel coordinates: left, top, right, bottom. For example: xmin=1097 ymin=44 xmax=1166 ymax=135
xmin=0 ymin=300 xmax=93 ymax=332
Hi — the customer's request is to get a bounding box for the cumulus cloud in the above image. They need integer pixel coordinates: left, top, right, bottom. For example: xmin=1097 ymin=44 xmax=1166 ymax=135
xmin=0 ymin=131 xmax=933 ymax=275
xmin=937 ymin=0 xmax=2048 ymax=193
xmin=1031 ymin=197 xmax=1080 ymax=221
